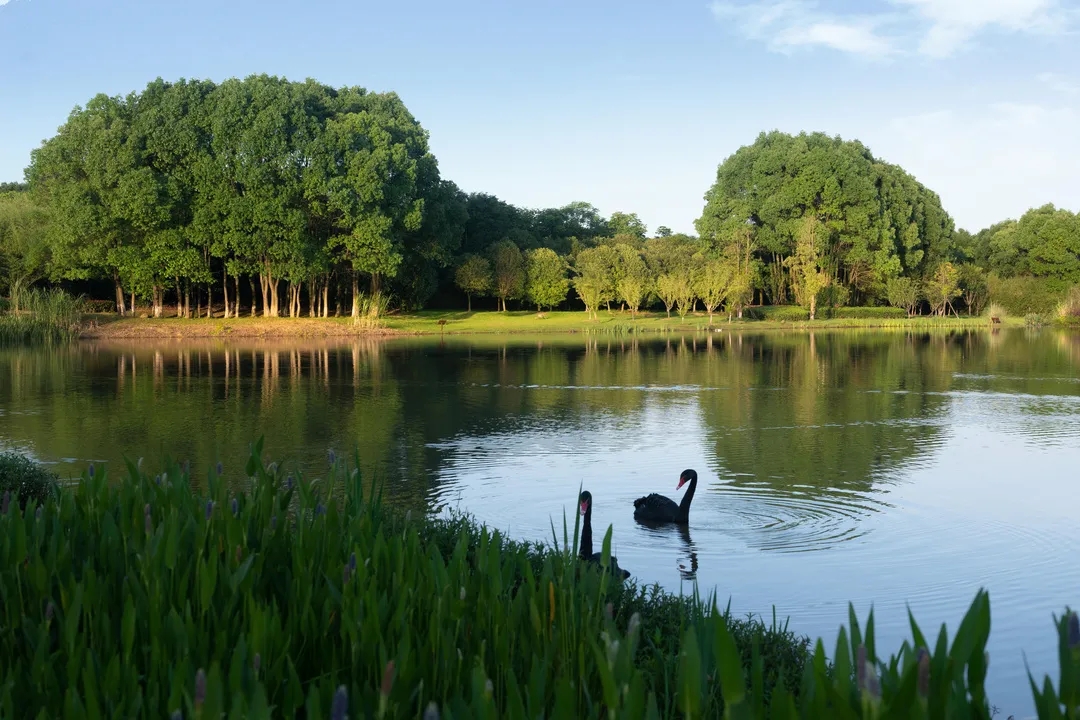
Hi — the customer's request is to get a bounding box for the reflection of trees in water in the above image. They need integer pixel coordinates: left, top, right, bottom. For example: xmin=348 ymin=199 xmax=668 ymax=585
xmin=1 ymin=329 xmax=1078 ymax=524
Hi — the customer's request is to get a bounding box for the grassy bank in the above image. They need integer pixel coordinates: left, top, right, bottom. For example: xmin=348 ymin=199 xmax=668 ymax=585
xmin=78 ymin=308 xmax=1020 ymax=340
xmin=1 ymin=446 xmax=1078 ymax=717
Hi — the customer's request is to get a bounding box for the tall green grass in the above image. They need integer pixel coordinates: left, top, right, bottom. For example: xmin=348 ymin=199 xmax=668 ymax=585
xmin=2 ymin=442 xmax=1078 ymax=717
xmin=0 ymin=288 xmax=85 ymax=346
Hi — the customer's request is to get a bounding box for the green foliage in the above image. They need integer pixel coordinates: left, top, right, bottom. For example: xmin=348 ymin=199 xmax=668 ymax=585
xmin=988 ymin=274 xmax=1062 ymax=316
xmin=785 ymin=216 xmax=831 ymax=320
xmin=454 ymin=254 xmax=493 ymax=311
xmin=573 ymin=246 xmax=618 ymax=318
xmin=745 ymin=305 xmax=811 ymax=322
xmin=925 ymin=262 xmax=962 ymax=316
xmin=488 ymin=240 xmax=526 ymax=311
xmin=886 ymin=276 xmax=921 ymax=316
xmin=524 ymin=247 xmax=568 ymax=311
xmin=0 ymin=452 xmax=59 ymax=508
xmin=0 ymin=443 xmax=812 ymax=718
xmin=0 ymin=288 xmax=85 ymax=346
xmin=696 ymin=130 xmax=954 ymax=306
xmin=1056 ymin=286 xmax=1080 ymax=324
xmin=0 ymin=190 xmax=52 ymax=309
xmin=615 ymin=244 xmax=650 ymax=317
xmin=827 ymin=306 xmax=908 ymax=320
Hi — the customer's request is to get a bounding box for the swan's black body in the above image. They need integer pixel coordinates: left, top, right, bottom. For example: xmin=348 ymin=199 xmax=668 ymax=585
xmin=633 ymin=469 xmax=698 ymax=524
xmin=578 ymin=491 xmax=631 ymax=580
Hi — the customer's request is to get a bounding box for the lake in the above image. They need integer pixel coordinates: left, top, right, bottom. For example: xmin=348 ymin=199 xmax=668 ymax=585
xmin=2 ymin=328 xmax=1078 ymax=716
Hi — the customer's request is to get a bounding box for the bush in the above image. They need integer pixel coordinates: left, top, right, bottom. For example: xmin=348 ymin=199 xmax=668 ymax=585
xmin=83 ymin=299 xmax=117 ymax=313
xmin=988 ymin=274 xmax=1062 ymax=316
xmin=0 ymin=297 xmax=9 ymax=314
xmin=826 ymin=306 xmax=908 ymax=320
xmin=0 ymin=451 xmax=59 ymax=508
xmin=745 ymin=305 xmax=811 ymax=322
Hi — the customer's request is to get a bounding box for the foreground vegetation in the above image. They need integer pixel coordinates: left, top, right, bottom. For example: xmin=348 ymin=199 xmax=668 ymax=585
xmin=0 ymin=288 xmax=84 ymax=346
xmin=1 ymin=445 xmax=1079 ymax=717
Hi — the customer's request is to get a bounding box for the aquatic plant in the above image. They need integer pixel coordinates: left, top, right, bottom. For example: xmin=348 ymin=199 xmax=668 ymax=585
xmin=0 ymin=287 xmax=85 ymax=346
xmin=1 ymin=440 xmax=1077 ymax=717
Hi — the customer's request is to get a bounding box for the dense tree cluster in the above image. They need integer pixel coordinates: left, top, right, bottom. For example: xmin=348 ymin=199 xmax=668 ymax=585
xmin=1 ymin=81 xmax=1078 ymax=319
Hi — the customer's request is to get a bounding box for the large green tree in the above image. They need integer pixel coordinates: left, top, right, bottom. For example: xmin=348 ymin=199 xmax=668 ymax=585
xmin=525 ymin=247 xmax=568 ymax=311
xmin=696 ymin=131 xmax=954 ymax=306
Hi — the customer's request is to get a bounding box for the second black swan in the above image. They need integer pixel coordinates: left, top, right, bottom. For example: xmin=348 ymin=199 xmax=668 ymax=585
xmin=578 ymin=491 xmax=631 ymax=580
xmin=633 ymin=468 xmax=697 ymax=524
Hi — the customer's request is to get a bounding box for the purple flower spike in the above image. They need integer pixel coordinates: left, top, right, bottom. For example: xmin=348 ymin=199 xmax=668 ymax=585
xmin=328 ymin=449 xmax=336 ymax=466
xmin=331 ymin=685 xmax=348 ymax=720
xmin=231 ymin=498 xmax=239 ymax=516
xmin=423 ymin=702 xmax=440 ymax=720
xmin=205 ymin=500 xmax=214 ymax=520
xmin=35 ymin=506 xmax=42 ymax=520
xmin=194 ymin=668 xmax=206 ymax=709
xmin=348 ymin=553 xmax=357 ymax=571
xmin=1069 ymin=612 xmax=1080 ymax=649
xmin=315 ymin=503 xmax=326 ymax=517
xmin=45 ymin=601 xmax=54 ymax=622
xmin=285 ymin=475 xmax=295 ymax=491
xmin=88 ymin=463 xmax=95 ymax=479
xmin=183 ymin=460 xmax=190 ymax=475
xmin=145 ymin=512 xmax=153 ymax=535
xmin=1 ymin=491 xmax=9 ymax=515
xmin=270 ymin=515 xmax=277 ymax=530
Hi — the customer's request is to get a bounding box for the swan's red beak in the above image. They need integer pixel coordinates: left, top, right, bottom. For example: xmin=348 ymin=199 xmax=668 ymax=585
xmin=677 ymin=476 xmax=688 ymax=490
xmin=579 ymin=501 xmax=589 ymax=515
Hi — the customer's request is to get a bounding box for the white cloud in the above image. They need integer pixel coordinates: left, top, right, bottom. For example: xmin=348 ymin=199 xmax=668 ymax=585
xmin=1038 ymin=71 xmax=1080 ymax=96
xmin=710 ymin=0 xmax=1074 ymax=57
xmin=863 ymin=97 xmax=1080 ymax=230
xmin=710 ymin=1 xmax=897 ymax=56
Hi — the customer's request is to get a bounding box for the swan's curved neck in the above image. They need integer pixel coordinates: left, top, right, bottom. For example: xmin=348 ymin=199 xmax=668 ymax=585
xmin=580 ymin=510 xmax=593 ymax=556
xmin=678 ymin=476 xmax=697 ymax=521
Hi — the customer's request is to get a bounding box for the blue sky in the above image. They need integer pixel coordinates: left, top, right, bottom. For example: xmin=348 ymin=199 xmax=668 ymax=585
xmin=1 ymin=0 xmax=1077 ymax=235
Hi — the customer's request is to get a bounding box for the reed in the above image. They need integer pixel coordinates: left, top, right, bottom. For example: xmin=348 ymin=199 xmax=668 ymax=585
xmin=0 ymin=288 xmax=85 ymax=346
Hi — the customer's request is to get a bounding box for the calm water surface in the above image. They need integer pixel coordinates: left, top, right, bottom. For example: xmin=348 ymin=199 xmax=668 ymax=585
xmin=3 ymin=329 xmax=1079 ymax=717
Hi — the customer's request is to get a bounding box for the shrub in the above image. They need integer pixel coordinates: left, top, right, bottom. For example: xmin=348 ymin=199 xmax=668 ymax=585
xmin=83 ymin=299 xmax=117 ymax=313
xmin=0 ymin=297 xmax=9 ymax=314
xmin=745 ymin=305 xmax=810 ymax=322
xmin=0 ymin=452 xmax=59 ymax=508
xmin=827 ymin=306 xmax=909 ymax=320
xmin=1055 ymin=286 xmax=1080 ymax=326
xmin=988 ymin=274 xmax=1062 ymax=316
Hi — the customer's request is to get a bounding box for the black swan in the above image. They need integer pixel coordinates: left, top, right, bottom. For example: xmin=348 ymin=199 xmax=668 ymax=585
xmin=633 ymin=469 xmax=697 ymax=524
xmin=578 ymin=491 xmax=631 ymax=580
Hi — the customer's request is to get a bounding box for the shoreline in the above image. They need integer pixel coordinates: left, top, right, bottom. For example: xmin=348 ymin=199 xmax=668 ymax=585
xmin=77 ymin=310 xmax=1020 ymax=340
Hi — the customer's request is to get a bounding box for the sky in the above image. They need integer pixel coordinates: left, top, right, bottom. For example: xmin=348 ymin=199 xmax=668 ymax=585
xmin=0 ymin=0 xmax=1077 ymax=235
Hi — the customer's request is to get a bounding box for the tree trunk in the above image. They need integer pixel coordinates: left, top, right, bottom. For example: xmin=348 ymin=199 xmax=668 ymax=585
xmin=351 ymin=272 xmax=360 ymax=318
xmin=234 ymin=276 xmax=241 ymax=318
xmin=223 ymin=272 xmax=230 ymax=319
xmin=467 ymin=293 xmax=472 ymax=312
xmin=131 ymin=291 xmax=136 ymax=317
xmin=259 ymin=272 xmax=270 ymax=317
xmin=249 ymin=276 xmax=258 ymax=317
xmin=185 ymin=283 xmax=192 ymax=319
xmin=114 ymin=276 xmax=126 ymax=316
xmin=176 ymin=278 xmax=183 ymax=317
xmin=322 ymin=280 xmax=330 ymax=318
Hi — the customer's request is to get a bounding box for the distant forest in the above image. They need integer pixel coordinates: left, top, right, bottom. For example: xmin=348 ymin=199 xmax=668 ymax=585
xmin=1 ymin=74 xmax=1077 ymax=320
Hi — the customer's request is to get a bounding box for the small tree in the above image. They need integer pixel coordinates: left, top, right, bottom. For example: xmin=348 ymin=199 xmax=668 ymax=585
xmin=886 ymin=276 xmax=920 ymax=316
xmin=455 ymin=254 xmax=492 ymax=312
xmin=785 ymin=216 xmax=831 ymax=320
xmin=654 ymin=274 xmax=680 ymax=317
xmin=573 ymin=247 xmax=616 ymax=319
xmin=694 ymin=256 xmax=733 ymax=324
xmin=488 ymin=240 xmax=525 ymax=312
xmin=926 ymin=261 xmax=962 ymax=316
xmin=525 ymin=247 xmax=568 ymax=311
xmin=615 ymin=243 xmax=650 ymax=317
xmin=959 ymin=264 xmax=989 ymax=316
